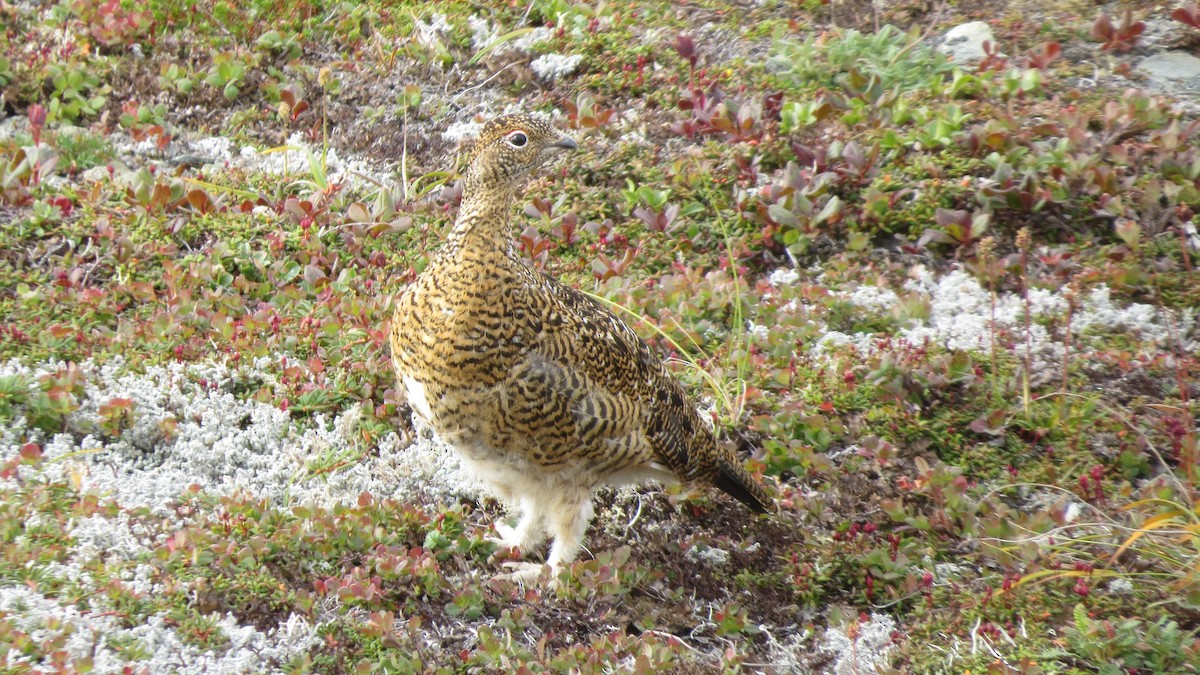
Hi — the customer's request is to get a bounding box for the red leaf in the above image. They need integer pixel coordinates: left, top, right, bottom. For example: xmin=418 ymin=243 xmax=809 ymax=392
xmin=19 ymin=443 xmax=42 ymax=462
xmin=1173 ymin=6 xmax=1200 ymax=30
xmin=302 ymin=265 xmax=327 ymax=284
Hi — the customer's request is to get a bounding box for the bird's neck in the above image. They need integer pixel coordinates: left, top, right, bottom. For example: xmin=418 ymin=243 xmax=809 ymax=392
xmin=445 ymin=175 xmax=520 ymax=255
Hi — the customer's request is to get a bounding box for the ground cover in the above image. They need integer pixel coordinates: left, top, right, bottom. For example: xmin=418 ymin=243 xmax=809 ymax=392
xmin=1 ymin=0 xmax=1199 ymax=672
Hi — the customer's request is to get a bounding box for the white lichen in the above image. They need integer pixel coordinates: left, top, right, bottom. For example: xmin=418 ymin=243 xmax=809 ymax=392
xmin=531 ymin=53 xmax=583 ymax=82
xmin=442 ymin=119 xmax=485 ymax=143
xmin=685 ymin=544 xmax=731 ymax=567
xmin=0 ymin=586 xmax=320 ymax=674
xmin=807 ymin=265 xmax=1194 ymax=383
xmin=191 ymin=135 xmax=234 ymax=162
xmin=1107 ymin=577 xmax=1135 ymax=595
xmin=464 ymin=15 xmax=553 ymax=55
xmin=0 ymin=356 xmax=483 ymax=515
xmin=822 ymin=612 xmax=897 ymax=675
xmin=768 ymin=268 xmax=801 ymax=287
xmin=746 ymin=321 xmax=770 ymax=342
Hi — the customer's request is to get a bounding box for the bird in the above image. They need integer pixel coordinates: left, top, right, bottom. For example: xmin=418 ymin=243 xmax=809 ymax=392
xmin=390 ymin=113 xmax=772 ymax=581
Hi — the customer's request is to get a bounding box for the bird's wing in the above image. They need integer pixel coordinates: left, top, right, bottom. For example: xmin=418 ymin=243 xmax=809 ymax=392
xmin=492 ymin=268 xmax=771 ymax=511
xmin=496 ymin=271 xmax=707 ymax=478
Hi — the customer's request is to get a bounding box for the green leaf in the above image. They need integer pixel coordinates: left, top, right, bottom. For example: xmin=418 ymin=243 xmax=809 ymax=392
xmin=1073 ymin=603 xmax=1090 ymax=634
xmin=768 ymin=203 xmax=800 ymax=229
xmin=847 ymin=230 xmax=869 ymax=251
xmin=969 ymin=212 xmax=991 ymax=238
xmin=401 ymin=83 xmax=422 ymax=110
xmin=814 ymin=195 xmax=843 ymax=226
xmin=1114 ymin=218 xmax=1140 ymax=248
xmin=1183 ymin=589 xmax=1200 ymax=609
xmin=255 ymin=30 xmax=282 ymax=48
xmin=278 ymin=261 xmax=302 ymax=285
xmin=1019 ymin=67 xmax=1042 ymax=92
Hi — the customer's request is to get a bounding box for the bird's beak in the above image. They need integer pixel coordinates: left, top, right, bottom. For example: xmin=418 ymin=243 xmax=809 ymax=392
xmin=552 ymin=135 xmax=578 ymax=150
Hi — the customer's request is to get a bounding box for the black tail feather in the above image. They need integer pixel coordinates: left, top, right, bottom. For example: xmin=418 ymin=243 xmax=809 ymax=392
xmin=714 ymin=459 xmax=772 ymax=513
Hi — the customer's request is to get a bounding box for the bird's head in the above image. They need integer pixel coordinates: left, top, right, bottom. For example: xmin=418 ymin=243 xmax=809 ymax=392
xmin=464 ymin=114 xmax=577 ymax=193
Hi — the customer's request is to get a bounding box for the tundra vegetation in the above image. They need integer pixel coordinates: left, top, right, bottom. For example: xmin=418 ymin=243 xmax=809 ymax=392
xmin=0 ymin=0 xmax=1198 ymax=672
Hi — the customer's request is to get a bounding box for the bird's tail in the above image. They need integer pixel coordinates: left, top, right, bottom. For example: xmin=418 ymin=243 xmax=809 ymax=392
xmin=713 ymin=455 xmax=773 ymax=514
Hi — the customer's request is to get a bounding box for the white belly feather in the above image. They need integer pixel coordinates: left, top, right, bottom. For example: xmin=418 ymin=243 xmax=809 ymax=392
xmin=401 ymin=373 xmax=434 ymax=424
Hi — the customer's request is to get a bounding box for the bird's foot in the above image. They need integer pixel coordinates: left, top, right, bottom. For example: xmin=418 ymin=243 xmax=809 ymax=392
xmin=494 ymin=561 xmax=557 ymax=587
xmin=487 ymin=522 xmax=523 ymax=550
xmin=488 ymin=521 xmax=547 ymax=558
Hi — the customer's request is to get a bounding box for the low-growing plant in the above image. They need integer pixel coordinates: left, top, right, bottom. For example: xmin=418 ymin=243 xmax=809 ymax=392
xmin=770 ymin=24 xmax=954 ymax=95
xmin=911 ymin=102 xmax=972 ymax=151
xmin=917 ymin=208 xmax=991 ymax=258
xmin=780 ymin=97 xmax=834 ymax=133
xmin=1091 ymin=10 xmax=1145 ymax=53
xmin=1175 ymin=5 xmax=1200 ymax=31
xmin=71 ymin=0 xmax=154 ymax=49
xmin=45 ymin=64 xmax=109 ymax=123
xmin=1024 ymin=41 xmax=1062 ymax=70
xmin=671 ymin=85 xmax=770 ymax=143
xmin=255 ymin=29 xmax=302 ymax=59
xmin=276 ymin=85 xmax=311 ymax=126
xmin=206 ymin=52 xmax=250 ymax=100
xmin=320 ymin=1 xmax=378 ymax=46
xmin=1062 ymin=603 xmax=1200 ymax=671
xmin=0 ymin=56 xmax=13 ymax=89
xmin=518 ymin=225 xmax=553 ymax=267
xmin=158 ymin=62 xmax=195 ymax=95
xmin=673 ymin=34 xmax=698 ymax=87
xmin=0 ymin=145 xmax=58 ymax=206
xmin=736 ymin=160 xmax=842 ymax=256
xmin=563 ymin=91 xmax=616 ymax=130
xmin=533 ymin=0 xmax=608 ymax=31
xmin=671 ymin=84 xmax=723 ymax=139
xmin=54 ymin=129 xmax=114 ymax=172
xmin=633 ymin=200 xmax=682 ymax=234
xmin=119 ymin=101 xmax=170 ymax=148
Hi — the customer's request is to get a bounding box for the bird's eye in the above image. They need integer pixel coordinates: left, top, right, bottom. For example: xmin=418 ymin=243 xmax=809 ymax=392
xmin=507 ymin=131 xmax=528 ymax=147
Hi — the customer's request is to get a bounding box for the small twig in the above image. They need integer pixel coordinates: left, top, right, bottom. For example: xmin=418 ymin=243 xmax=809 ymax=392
xmin=622 ymin=491 xmax=644 ymax=538
xmin=401 ymin=101 xmax=410 ymax=202
xmin=1017 ymin=228 xmax=1033 ymax=418
xmin=453 ymin=61 xmax=522 ymax=104
xmin=888 ymin=0 xmax=947 ymax=67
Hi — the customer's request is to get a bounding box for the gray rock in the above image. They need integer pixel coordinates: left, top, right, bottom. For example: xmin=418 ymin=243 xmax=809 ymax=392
xmin=1138 ymin=51 xmax=1200 ymax=92
xmin=938 ymin=21 xmax=997 ymax=64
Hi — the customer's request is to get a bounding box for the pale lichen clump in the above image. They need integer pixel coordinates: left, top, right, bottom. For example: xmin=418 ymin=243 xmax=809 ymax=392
xmin=822 ymin=612 xmax=898 ymax=675
xmin=799 ymin=265 xmax=1192 ymax=383
xmin=0 ymin=355 xmax=486 ymax=672
xmin=531 ymin=53 xmax=584 ymax=81
xmin=0 ymin=586 xmax=320 ymax=674
xmin=0 ymin=357 xmax=482 ymax=513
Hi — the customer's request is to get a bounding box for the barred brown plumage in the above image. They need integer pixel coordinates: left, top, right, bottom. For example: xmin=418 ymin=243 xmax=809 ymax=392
xmin=390 ymin=113 xmax=772 ymax=582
